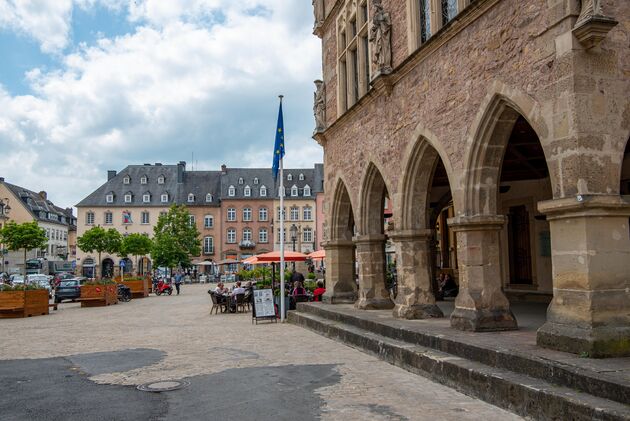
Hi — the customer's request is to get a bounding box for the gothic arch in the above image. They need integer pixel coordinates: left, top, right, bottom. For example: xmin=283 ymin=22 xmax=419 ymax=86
xmin=358 ymin=162 xmax=393 ymax=235
xmin=330 ymin=177 xmax=356 ymax=242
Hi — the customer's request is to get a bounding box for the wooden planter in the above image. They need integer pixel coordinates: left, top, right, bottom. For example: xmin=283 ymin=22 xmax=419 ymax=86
xmin=122 ymin=279 xmax=149 ymax=298
xmin=80 ymin=284 xmax=118 ymax=307
xmin=0 ymin=289 xmax=49 ymax=318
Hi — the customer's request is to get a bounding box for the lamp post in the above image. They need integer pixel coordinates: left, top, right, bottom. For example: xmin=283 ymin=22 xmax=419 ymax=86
xmin=0 ymin=198 xmax=11 ymax=275
xmin=290 ymin=224 xmax=298 ymax=270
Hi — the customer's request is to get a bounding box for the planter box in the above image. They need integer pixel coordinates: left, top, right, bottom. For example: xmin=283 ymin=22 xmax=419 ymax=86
xmin=80 ymin=284 xmax=118 ymax=307
xmin=0 ymin=289 xmax=49 ymax=318
xmin=122 ymin=279 xmax=149 ymax=298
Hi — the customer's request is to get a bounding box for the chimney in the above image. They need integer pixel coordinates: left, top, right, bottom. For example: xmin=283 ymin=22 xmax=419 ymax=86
xmin=177 ymin=161 xmax=186 ymax=184
xmin=39 ymin=191 xmax=47 ymax=200
xmin=0 ymin=177 xmax=4 ymax=182
xmin=107 ymin=170 xmax=117 ymax=180
xmin=221 ymin=164 xmax=227 ymax=174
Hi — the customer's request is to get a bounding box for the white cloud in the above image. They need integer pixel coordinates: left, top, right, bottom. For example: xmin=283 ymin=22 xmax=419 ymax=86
xmin=0 ymin=1 xmax=322 ymax=208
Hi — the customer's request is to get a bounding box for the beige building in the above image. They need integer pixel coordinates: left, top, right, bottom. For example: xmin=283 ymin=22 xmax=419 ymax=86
xmin=313 ymin=0 xmax=630 ymax=357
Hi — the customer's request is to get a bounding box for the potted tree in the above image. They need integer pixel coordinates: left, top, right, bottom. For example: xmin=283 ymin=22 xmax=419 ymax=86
xmin=119 ymin=233 xmax=153 ymax=298
xmin=77 ymin=227 xmax=121 ymax=307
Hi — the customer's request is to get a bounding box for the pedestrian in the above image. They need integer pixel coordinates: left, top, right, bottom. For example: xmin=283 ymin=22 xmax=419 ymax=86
xmin=174 ymin=272 xmax=182 ymax=295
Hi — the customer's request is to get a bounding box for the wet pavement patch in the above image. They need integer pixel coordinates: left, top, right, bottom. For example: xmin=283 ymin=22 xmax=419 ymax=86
xmin=68 ymin=348 xmax=166 ymax=375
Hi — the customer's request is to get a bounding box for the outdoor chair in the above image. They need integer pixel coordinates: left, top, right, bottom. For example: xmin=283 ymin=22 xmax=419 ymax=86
xmin=209 ymin=292 xmax=227 ymax=315
xmin=234 ymin=293 xmax=247 ymax=313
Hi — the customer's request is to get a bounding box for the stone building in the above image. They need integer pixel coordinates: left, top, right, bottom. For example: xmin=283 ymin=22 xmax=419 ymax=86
xmin=313 ymin=0 xmax=630 ymax=357
xmin=0 ymin=177 xmax=76 ymax=275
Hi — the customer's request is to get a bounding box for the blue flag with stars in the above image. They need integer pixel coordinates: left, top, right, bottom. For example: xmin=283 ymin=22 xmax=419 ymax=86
xmin=272 ymin=100 xmax=285 ymax=180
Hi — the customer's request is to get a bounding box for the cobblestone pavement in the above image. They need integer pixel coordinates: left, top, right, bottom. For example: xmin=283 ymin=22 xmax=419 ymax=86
xmin=1 ymin=285 xmax=523 ymax=421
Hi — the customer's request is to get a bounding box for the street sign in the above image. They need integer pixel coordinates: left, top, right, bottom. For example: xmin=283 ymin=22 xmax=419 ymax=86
xmin=119 ymin=260 xmax=126 ymax=268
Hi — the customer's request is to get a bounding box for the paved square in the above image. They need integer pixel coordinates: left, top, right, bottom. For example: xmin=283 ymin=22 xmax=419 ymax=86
xmin=0 ymin=284 xmax=523 ymax=420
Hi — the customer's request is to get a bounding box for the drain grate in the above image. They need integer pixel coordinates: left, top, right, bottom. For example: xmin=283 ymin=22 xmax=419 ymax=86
xmin=137 ymin=379 xmax=190 ymax=392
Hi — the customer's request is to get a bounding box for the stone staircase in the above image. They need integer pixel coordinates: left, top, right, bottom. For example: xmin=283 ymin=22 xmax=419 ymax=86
xmin=288 ymin=303 xmax=630 ymax=421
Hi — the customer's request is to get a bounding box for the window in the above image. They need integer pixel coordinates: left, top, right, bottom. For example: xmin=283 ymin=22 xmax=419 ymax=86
xmin=299 ymin=173 xmax=304 ymax=181
xmin=206 ymin=193 xmax=213 ymax=202
xmin=238 ymin=177 xmax=244 ymax=185
xmin=277 ymin=207 xmax=286 ymax=221
xmin=227 ymin=208 xmax=236 ymax=221
xmin=253 ymin=177 xmax=259 ymax=185
xmin=143 ymin=193 xmax=151 ymax=203
xmin=228 ymin=185 xmax=235 ymax=197
xmin=86 ymin=212 xmax=95 ymax=225
xmin=188 ymin=193 xmax=195 ymax=203
xmin=244 ymin=185 xmax=251 ymax=197
xmin=188 ymin=215 xmax=195 ymax=226
xmin=304 ymin=185 xmax=311 ymax=196
xmin=243 ymin=228 xmax=252 ymax=242
xmin=287 ymin=174 xmax=293 ymax=181
xmin=161 ymin=193 xmax=169 ymax=203
xmin=157 ymin=175 xmax=165 ymax=184
xmin=303 ymin=227 xmax=313 ymax=243
xmin=227 ymin=228 xmax=236 ymax=243
xmin=204 ymin=215 xmax=214 ymax=228
xmin=204 ymin=236 xmax=214 ymax=254
xmin=337 ymin=0 xmax=370 ymax=114
xmin=441 ymin=0 xmax=458 ymax=26
xmin=105 ymin=212 xmax=113 ymax=225
xmin=124 ymin=194 xmax=132 ymax=203
xmin=290 ymin=206 xmax=299 ymax=221
xmin=123 ymin=175 xmax=130 ymax=184
xmin=277 ymin=230 xmax=286 ymax=243
xmin=45 ymin=229 xmax=50 ymax=239
xmin=303 ymin=206 xmax=312 ymax=221
xmin=243 ymin=207 xmax=252 ymax=221
xmin=291 ymin=185 xmax=298 ymax=197
xmin=259 ymin=228 xmax=268 ymax=243
xmin=141 ymin=175 xmax=147 ymax=184
xmin=260 ymin=185 xmax=267 ymax=197
xmin=106 ymin=193 xmax=114 ymax=203
xmin=259 ymin=207 xmax=268 ymax=221
xmin=141 ymin=212 xmax=150 ymax=224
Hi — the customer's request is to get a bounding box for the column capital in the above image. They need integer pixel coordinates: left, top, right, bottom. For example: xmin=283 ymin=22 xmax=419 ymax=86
xmin=322 ymin=239 xmax=355 ymax=249
xmin=353 ymin=234 xmax=387 ymax=245
xmin=538 ymin=195 xmax=630 ymax=221
xmin=447 ymin=214 xmax=505 ymax=232
xmin=388 ymin=229 xmax=433 ymax=242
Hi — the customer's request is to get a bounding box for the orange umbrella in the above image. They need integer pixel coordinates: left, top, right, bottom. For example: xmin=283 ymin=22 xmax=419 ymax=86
xmin=254 ymin=250 xmax=308 ymax=262
xmin=308 ymin=249 xmax=325 ymax=260
xmin=242 ymin=255 xmax=259 ymax=265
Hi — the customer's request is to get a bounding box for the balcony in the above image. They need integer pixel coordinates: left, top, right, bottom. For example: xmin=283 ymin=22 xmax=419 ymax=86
xmin=239 ymin=240 xmax=256 ymax=250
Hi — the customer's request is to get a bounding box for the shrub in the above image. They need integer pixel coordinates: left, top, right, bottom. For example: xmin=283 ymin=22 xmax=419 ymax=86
xmin=306 ymin=272 xmax=317 ymax=280
xmin=304 ymin=280 xmax=317 ymax=293
xmin=0 ymin=283 xmax=44 ymax=291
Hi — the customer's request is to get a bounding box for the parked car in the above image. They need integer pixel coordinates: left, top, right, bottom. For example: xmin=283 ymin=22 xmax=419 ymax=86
xmin=53 ymin=272 xmax=74 ymax=287
xmin=55 ymin=279 xmax=84 ymax=303
xmin=10 ymin=274 xmax=24 ymax=284
xmin=26 ymin=274 xmax=53 ymax=298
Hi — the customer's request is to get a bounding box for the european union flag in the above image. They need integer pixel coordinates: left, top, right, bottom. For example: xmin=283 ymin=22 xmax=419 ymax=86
xmin=272 ymin=100 xmax=285 ymax=180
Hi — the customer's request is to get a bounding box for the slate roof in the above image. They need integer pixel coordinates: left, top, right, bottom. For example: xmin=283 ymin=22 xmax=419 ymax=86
xmin=178 ymin=171 xmax=222 ymax=207
xmin=3 ymin=181 xmax=76 ymax=227
xmin=221 ymin=166 xmax=324 ymax=200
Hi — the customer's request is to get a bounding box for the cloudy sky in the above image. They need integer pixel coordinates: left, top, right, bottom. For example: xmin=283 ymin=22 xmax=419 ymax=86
xmin=0 ymin=0 xmax=322 ymax=209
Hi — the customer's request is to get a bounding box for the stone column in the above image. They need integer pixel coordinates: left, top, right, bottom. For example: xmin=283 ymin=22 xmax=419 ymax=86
xmin=390 ymin=229 xmax=443 ymax=319
xmin=448 ymin=215 xmax=518 ymax=331
xmin=322 ymin=240 xmax=357 ymax=304
xmin=537 ymin=196 xmax=630 ymax=357
xmin=354 ymin=234 xmax=395 ymax=309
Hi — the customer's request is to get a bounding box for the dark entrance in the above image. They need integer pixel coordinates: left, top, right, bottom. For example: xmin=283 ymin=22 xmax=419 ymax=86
xmin=507 ymin=205 xmax=533 ymax=284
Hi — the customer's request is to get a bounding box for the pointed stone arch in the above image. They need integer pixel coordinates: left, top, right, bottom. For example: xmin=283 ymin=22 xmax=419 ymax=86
xmin=330 ymin=177 xmax=356 ymax=242
xmin=358 ymin=161 xmax=392 ymax=235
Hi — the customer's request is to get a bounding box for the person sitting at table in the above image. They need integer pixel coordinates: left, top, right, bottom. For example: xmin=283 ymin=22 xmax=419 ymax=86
xmin=214 ymin=283 xmax=228 ymax=303
xmin=231 ymin=281 xmax=245 ymax=296
xmin=313 ymin=280 xmax=326 ymax=302
xmin=291 ymin=281 xmax=306 ymax=296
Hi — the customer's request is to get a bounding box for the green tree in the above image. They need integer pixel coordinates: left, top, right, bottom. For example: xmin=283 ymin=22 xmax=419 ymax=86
xmin=121 ymin=233 xmax=153 ymax=276
xmin=77 ymin=227 xmax=122 ymax=279
xmin=0 ymin=221 xmax=48 ymax=276
xmin=151 ymin=205 xmax=200 ymax=273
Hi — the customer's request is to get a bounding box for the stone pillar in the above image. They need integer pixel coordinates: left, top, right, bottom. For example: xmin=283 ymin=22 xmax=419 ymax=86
xmin=390 ymin=229 xmax=443 ymax=319
xmin=354 ymin=234 xmax=395 ymax=309
xmin=537 ymin=196 xmax=630 ymax=357
xmin=322 ymin=240 xmax=357 ymax=304
xmin=448 ymin=215 xmax=518 ymax=331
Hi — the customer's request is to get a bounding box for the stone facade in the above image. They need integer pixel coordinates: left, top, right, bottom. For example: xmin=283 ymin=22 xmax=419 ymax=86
xmin=314 ymin=0 xmax=630 ymax=357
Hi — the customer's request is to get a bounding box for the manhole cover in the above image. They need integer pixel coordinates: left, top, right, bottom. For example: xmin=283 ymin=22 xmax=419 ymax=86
xmin=137 ymin=380 xmax=190 ymax=392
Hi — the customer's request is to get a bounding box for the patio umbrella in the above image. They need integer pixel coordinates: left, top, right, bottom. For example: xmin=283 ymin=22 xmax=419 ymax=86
xmin=193 ymin=261 xmax=214 ymax=266
xmin=254 ymin=250 xmax=308 ymax=263
xmin=308 ymin=249 xmax=325 ymax=260
xmin=242 ymin=256 xmax=259 ymax=265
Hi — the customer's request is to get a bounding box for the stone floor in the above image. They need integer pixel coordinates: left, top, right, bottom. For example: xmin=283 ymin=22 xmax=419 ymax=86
xmin=0 ymin=284 xmax=523 ymax=421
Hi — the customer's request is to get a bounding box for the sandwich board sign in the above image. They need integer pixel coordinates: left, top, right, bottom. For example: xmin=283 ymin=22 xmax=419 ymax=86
xmin=252 ymin=289 xmax=276 ymax=324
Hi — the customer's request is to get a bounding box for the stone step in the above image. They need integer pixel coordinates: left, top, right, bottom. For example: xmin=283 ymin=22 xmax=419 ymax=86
xmin=288 ymin=309 xmax=630 ymax=421
xmin=295 ymin=303 xmax=629 ymax=407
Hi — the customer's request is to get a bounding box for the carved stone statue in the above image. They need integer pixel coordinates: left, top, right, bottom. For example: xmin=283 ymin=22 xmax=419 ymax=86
xmin=369 ymin=0 xmax=392 ymax=75
xmin=314 ymin=80 xmax=326 ymax=133
xmin=577 ymin=0 xmax=603 ymax=25
xmin=312 ymin=0 xmax=325 ymax=28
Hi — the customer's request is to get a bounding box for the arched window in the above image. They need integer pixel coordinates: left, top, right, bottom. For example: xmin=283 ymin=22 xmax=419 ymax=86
xmin=228 ymin=185 xmax=235 ymax=197
xmin=188 ymin=215 xmax=195 ymax=226
xmin=260 ymin=185 xmax=267 ymax=197
xmin=206 ymin=193 xmax=213 ymax=202
xmin=291 ymin=185 xmax=298 ymax=197
xmin=227 ymin=228 xmax=236 ymax=243
xmin=123 ymin=175 xmax=130 ymax=184
xmin=259 ymin=228 xmax=268 ymax=243
xmin=242 ymin=228 xmax=252 ymax=242
xmin=106 ymin=192 xmax=114 ymax=203
xmin=104 ymin=212 xmax=113 ymax=225
xmin=161 ymin=193 xmax=169 ymax=203
xmin=140 ymin=175 xmax=148 ymax=184
xmin=157 ymin=175 xmax=165 ymax=184
xmin=243 ymin=207 xmax=252 ymax=221
xmin=124 ymin=193 xmax=133 ymax=203
xmin=287 ymin=174 xmax=293 ymax=181
xmin=204 ymin=236 xmax=214 ymax=254
xmin=259 ymin=207 xmax=268 ymax=221
xmin=303 ymin=184 xmax=311 ymax=197
xmin=254 ymin=177 xmax=259 ymax=185
xmin=143 ymin=193 xmax=151 ymax=203
xmin=244 ymin=185 xmax=251 ymax=197
xmin=227 ymin=208 xmax=236 ymax=221
xmin=188 ymin=193 xmax=195 ymax=203
xmin=204 ymin=215 xmax=214 ymax=228
xmin=299 ymin=173 xmax=304 ymax=181
xmin=238 ymin=177 xmax=244 ymax=185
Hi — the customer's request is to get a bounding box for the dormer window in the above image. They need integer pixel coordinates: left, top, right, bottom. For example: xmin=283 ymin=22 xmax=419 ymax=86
xmin=143 ymin=193 xmax=151 ymax=203
xmin=157 ymin=175 xmax=165 ymax=185
xmin=238 ymin=177 xmax=244 ymax=185
xmin=260 ymin=185 xmax=267 ymax=197
xmin=106 ymin=193 xmax=114 ymax=203
xmin=123 ymin=175 xmax=130 ymax=184
xmin=161 ymin=193 xmax=169 ymax=203
xmin=206 ymin=193 xmax=213 ymax=202
xmin=188 ymin=193 xmax=195 ymax=203
xmin=303 ymin=184 xmax=311 ymax=197
xmin=291 ymin=185 xmax=298 ymax=197
xmin=244 ymin=185 xmax=251 ymax=197
xmin=287 ymin=174 xmax=293 ymax=181
xmin=299 ymin=173 xmax=304 ymax=181
xmin=253 ymin=177 xmax=259 ymax=185
xmin=228 ymin=185 xmax=235 ymax=197
xmin=140 ymin=175 xmax=148 ymax=184
xmin=124 ymin=193 xmax=132 ymax=203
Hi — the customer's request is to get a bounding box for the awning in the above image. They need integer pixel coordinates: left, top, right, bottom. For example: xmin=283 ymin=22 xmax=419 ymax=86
xmin=254 ymin=250 xmax=308 ymax=263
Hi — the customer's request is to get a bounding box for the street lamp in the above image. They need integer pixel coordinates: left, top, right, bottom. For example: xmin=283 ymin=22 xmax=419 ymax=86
xmin=290 ymin=224 xmax=298 ymax=252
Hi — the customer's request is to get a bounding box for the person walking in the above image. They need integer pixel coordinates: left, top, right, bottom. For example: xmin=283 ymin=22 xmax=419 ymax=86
xmin=174 ymin=272 xmax=182 ymax=295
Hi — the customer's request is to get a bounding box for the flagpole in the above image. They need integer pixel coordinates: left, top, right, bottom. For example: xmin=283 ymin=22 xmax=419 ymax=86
xmin=278 ymin=94 xmax=286 ymax=322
